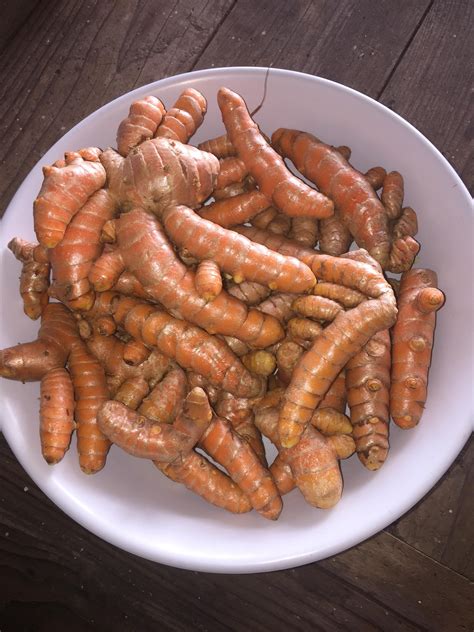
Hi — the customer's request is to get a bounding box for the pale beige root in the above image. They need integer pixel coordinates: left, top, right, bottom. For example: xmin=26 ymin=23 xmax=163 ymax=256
xmin=40 ymin=368 xmax=75 ymax=464
xmin=254 ymin=406 xmax=342 ymax=509
xmin=242 ymin=350 xmax=276 ymax=377
xmin=100 ymin=138 xmax=219 ymax=215
xmin=117 ymin=95 xmax=166 ymax=157
xmin=311 ymin=407 xmax=352 ymax=436
xmin=8 ymin=237 xmax=50 ymax=320
xmin=326 ymin=434 xmax=356 ymax=459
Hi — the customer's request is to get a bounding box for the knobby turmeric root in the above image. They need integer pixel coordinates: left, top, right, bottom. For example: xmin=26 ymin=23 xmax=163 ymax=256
xmin=116 ymin=95 xmax=166 ymax=157
xmin=346 ymin=329 xmax=391 ymax=470
xmin=390 ymin=269 xmax=445 ymax=428
xmin=34 ymin=149 xmax=106 ymax=248
xmin=218 ymin=88 xmax=334 ymax=219
xmin=8 ymin=237 xmax=50 ymax=320
xmin=155 ymin=88 xmax=206 ymax=144
xmin=99 ymin=387 xmax=212 ymax=462
xmin=40 ymin=368 xmax=75 ymax=464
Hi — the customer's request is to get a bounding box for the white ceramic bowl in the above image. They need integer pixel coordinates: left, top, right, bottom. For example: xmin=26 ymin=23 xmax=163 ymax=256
xmin=1 ymin=67 xmax=472 ymax=573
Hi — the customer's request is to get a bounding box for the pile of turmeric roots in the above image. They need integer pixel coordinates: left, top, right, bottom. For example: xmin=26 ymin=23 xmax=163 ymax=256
xmin=0 ymin=86 xmax=445 ymax=520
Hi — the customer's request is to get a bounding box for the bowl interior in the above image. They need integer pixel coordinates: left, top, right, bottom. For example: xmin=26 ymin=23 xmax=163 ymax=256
xmin=0 ymin=67 xmax=472 ymax=573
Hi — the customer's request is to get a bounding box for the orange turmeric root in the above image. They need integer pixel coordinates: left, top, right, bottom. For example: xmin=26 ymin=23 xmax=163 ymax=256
xmin=87 ymin=292 xmax=262 ymax=397
xmin=254 ymin=406 xmax=342 ymax=508
xmin=200 ymin=416 xmax=282 ymax=520
xmin=277 ymin=256 xmax=397 ymax=448
xmin=319 ymin=369 xmax=347 ymax=412
xmin=272 ymin=129 xmax=392 ymax=268
xmin=215 ymin=391 xmax=267 ymax=466
xmin=162 ymin=205 xmax=315 ymax=293
xmin=40 ymin=368 xmax=75 ymax=464
xmin=113 ymin=208 xmax=283 ymax=346
xmin=382 ymin=171 xmax=404 ymax=219
xmin=49 ymin=189 xmax=116 ymax=309
xmin=346 ymin=329 xmax=391 ymax=470
xmin=257 ymin=292 xmax=295 ymax=323
xmin=390 ymin=269 xmax=445 ymax=428
xmin=101 ymin=138 xmax=219 ymax=215
xmin=215 ymin=156 xmax=248 ymax=189
xmin=287 ymin=318 xmax=323 ymax=344
xmin=156 ymin=451 xmax=252 ymax=514
xmin=311 ymin=407 xmax=352 ymax=436
xmin=98 ymin=388 xmax=212 ymax=462
xmin=227 ymin=280 xmax=271 ymax=306
xmin=198 ymin=133 xmax=236 ymax=158
xmin=198 ymin=190 xmax=270 ymax=228
xmin=116 ymin=95 xmax=166 ymax=157
xmin=388 ymin=236 xmax=420 ymax=274
xmin=155 ymin=88 xmax=207 ymax=144
xmin=392 ymin=207 xmax=418 ymax=240
xmin=138 ymin=366 xmax=188 ymax=424
xmin=292 ymin=295 xmax=343 ymax=322
xmin=318 ymin=214 xmax=353 ymax=256
xmin=8 ymin=237 xmax=50 ymax=320
xmin=115 ymin=376 xmax=150 ymax=410
xmin=313 ymin=282 xmax=365 ymax=309
xmin=68 ymin=340 xmax=110 ymax=474
xmin=218 ymin=88 xmax=334 ymax=219
xmin=289 ymin=216 xmax=319 ymax=248
xmin=194 ymin=260 xmax=223 ymax=302
xmin=364 ymin=167 xmax=386 ymax=191
xmin=34 ymin=150 xmax=106 ymax=248
xmin=0 ymin=303 xmax=77 ymax=381
xmin=276 ymin=340 xmax=304 ymax=384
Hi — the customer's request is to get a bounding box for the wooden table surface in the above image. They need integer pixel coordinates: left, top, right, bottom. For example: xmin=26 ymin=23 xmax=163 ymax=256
xmin=0 ymin=1 xmax=472 ymax=630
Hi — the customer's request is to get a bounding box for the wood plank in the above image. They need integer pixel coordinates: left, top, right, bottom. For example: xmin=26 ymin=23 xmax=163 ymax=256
xmin=0 ymin=435 xmax=435 ymax=631
xmin=387 ymin=437 xmax=473 ymax=580
xmin=319 ymin=531 xmax=474 ymax=632
xmin=195 ymin=0 xmax=431 ymax=98
xmin=0 ymin=0 xmax=235 ymax=216
xmin=379 ymin=0 xmax=473 ymax=191
xmin=0 ymin=0 xmax=39 ymax=51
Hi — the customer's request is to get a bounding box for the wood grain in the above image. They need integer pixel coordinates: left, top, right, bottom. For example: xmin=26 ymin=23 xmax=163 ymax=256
xmin=0 ymin=0 xmax=235 ymax=216
xmin=388 ymin=437 xmax=473 ymax=580
xmin=195 ymin=0 xmax=431 ymax=97
xmin=379 ymin=0 xmax=473 ymax=191
xmin=0 ymin=1 xmax=472 ymax=629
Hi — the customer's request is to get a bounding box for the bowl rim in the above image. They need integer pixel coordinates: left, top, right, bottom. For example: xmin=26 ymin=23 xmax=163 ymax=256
xmin=0 ymin=66 xmax=472 ymax=574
